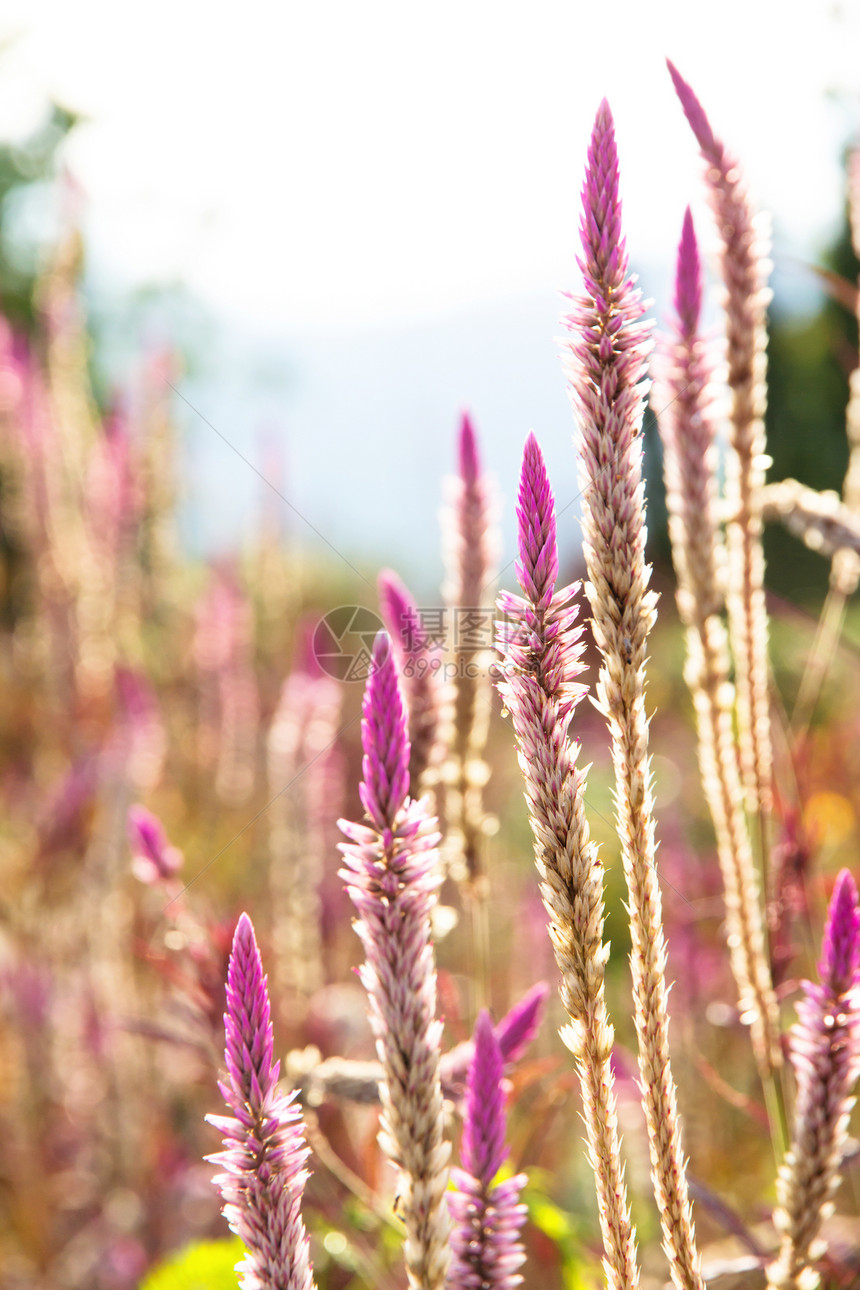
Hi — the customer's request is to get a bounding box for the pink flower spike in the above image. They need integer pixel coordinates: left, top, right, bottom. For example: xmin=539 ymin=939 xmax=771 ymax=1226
xmin=674 ymin=208 xmax=702 ymax=342
xmin=357 ymin=633 xmax=409 ymax=831
xmin=667 ymin=59 xmax=774 ymax=820
xmin=494 ymin=981 xmax=550 ymax=1066
xmin=458 ymin=410 xmax=480 ymax=487
xmin=769 ymin=870 xmax=860 ymax=1288
xmin=206 ymin=913 xmax=315 ymax=1290
xmin=378 ymin=569 xmax=423 ymax=657
xmin=818 ymin=869 xmax=860 ymax=993
xmin=448 ymin=1011 xmax=528 ymax=1290
xmin=339 ymin=646 xmax=450 ymax=1290
xmin=515 ymin=433 xmax=558 ymax=613
xmin=665 ymin=60 xmax=718 ymax=155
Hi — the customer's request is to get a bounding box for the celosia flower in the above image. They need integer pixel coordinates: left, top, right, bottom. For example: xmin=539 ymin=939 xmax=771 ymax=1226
xmin=559 ymin=100 xmax=703 ymax=1290
xmin=206 ymin=913 xmax=315 ymax=1290
xmin=667 ymin=59 xmax=773 ymax=817
xmin=338 ymin=634 xmax=450 ymax=1290
xmin=655 ymin=209 xmax=780 ymax=1079
xmin=768 ymin=870 xmax=860 ymax=1290
xmin=127 ymin=804 xmax=182 ymax=886
xmin=448 ymin=1010 xmax=528 ymax=1290
xmin=493 ymin=980 xmax=549 ymax=1066
xmin=496 ymin=432 xmax=640 ymax=1290
xmin=442 ymin=980 xmax=549 ymax=1105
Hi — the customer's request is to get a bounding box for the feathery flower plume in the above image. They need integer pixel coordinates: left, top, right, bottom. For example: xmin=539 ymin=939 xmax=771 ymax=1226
xmin=206 ymin=913 xmax=315 ymax=1290
xmin=378 ymin=568 xmax=445 ymax=795
xmin=441 ymin=412 xmax=499 ymax=891
xmin=338 ymin=635 xmax=451 ymax=1290
xmin=448 ymin=1010 xmax=528 ymax=1290
xmin=668 ymin=59 xmax=773 ymax=817
xmin=767 ymin=870 xmax=860 ymax=1290
xmin=655 ymin=211 xmax=781 ymax=1078
xmin=559 ymin=101 xmax=703 ymax=1290
xmin=495 ymin=432 xmax=640 ymax=1290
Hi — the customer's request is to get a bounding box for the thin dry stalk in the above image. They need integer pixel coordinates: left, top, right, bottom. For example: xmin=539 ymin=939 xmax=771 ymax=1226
xmin=655 ymin=209 xmax=781 ymax=1080
xmin=760 ymin=480 xmax=860 ymax=561
xmin=267 ymin=660 xmax=341 ymax=1003
xmin=560 ymin=100 xmax=704 ymax=1290
xmin=496 ymin=433 xmax=640 ymax=1290
xmin=440 ymin=413 xmax=498 ymax=895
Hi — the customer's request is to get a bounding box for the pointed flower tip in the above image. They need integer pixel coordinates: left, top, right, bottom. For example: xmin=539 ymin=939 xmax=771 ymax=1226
xmin=821 ymin=869 xmax=860 ymax=988
xmin=587 ymin=97 xmax=618 ymax=172
xmin=370 ymin=629 xmax=393 ymax=674
xmin=234 ymin=911 xmax=255 ymax=946
xmin=674 ymin=206 xmax=703 ymax=335
xmin=459 ymin=410 xmax=480 ymax=484
xmin=666 ymin=59 xmax=717 ymax=155
xmin=520 ymin=431 xmax=548 ymax=491
xmin=595 ymin=96 xmax=614 ymax=130
xmin=378 ymin=569 xmax=423 ymax=658
xmin=474 ymin=1006 xmax=496 ymax=1049
xmin=361 ymin=632 xmax=410 ymax=826
xmin=516 ymin=433 xmax=558 ymax=604
xmin=494 ymin=982 xmax=549 ymax=1065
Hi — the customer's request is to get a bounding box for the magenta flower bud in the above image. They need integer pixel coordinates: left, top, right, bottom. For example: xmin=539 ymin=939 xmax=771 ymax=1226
xmin=206 ymin=913 xmax=315 ymax=1290
xmin=458 ymin=410 xmax=480 ymax=487
xmin=127 ymin=804 xmax=182 ymax=885
xmin=494 ymin=981 xmax=550 ymax=1067
xmin=448 ymin=1011 xmax=528 ymax=1290
xmin=674 ymin=207 xmax=703 ymax=341
xmin=357 ymin=633 xmax=409 ymax=832
xmin=514 ymin=431 xmax=559 ymax=613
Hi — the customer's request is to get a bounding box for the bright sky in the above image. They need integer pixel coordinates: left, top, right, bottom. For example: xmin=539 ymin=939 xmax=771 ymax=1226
xmin=1 ymin=0 xmax=858 ymax=580
xmin=1 ymin=0 xmax=858 ymax=331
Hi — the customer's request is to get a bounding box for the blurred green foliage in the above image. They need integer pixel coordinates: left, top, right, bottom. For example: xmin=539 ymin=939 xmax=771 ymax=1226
xmin=139 ymin=1238 xmax=245 ymax=1290
xmin=0 ymin=101 xmax=79 ymax=331
xmin=765 ymin=185 xmax=860 ymax=604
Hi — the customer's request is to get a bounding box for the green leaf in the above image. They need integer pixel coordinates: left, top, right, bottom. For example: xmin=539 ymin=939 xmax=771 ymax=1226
xmin=139 ymin=1238 xmax=245 ymax=1290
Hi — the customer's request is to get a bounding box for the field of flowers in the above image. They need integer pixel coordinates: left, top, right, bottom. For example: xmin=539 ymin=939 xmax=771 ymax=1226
xmin=0 ymin=61 xmax=859 ymax=1290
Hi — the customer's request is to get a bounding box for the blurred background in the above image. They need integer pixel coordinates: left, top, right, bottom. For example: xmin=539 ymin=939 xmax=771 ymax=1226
xmin=1 ymin=4 xmax=860 ymax=1288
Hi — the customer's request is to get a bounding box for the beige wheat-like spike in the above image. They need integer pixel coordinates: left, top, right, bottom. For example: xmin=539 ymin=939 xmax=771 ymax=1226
xmin=655 ymin=208 xmax=781 ymax=1080
xmin=560 ymin=102 xmax=705 ymax=1290
xmin=496 ymin=432 xmax=640 ymax=1290
xmin=668 ymin=60 xmax=774 ymax=819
